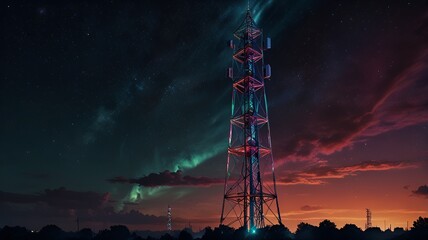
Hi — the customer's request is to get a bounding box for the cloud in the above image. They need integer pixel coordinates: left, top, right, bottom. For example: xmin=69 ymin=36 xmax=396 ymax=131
xmin=0 ymin=187 xmax=183 ymax=231
xmin=412 ymin=185 xmax=428 ymax=198
xmin=275 ymin=42 xmax=428 ymax=163
xmin=279 ymin=161 xmax=415 ymax=185
xmin=0 ymin=187 xmax=109 ymax=210
xmin=301 ymin=205 xmax=323 ymax=211
xmin=284 ymin=208 xmax=428 ymax=219
xmin=0 ymin=202 xmax=168 ymax=230
xmin=85 ymin=208 xmax=167 ymax=225
xmin=360 ymin=51 xmax=428 ymax=138
xmin=108 ymin=170 xmax=223 ymax=187
xmin=0 ymin=188 xmax=170 ymax=230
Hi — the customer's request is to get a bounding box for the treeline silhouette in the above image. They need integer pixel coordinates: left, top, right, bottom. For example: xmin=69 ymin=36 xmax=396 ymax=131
xmin=1 ymin=217 xmax=427 ymax=240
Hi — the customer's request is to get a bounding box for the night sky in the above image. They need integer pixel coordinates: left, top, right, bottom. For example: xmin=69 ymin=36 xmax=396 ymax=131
xmin=1 ymin=0 xmax=428 ymax=232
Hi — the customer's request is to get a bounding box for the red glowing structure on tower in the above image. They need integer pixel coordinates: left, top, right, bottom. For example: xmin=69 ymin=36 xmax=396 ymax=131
xmin=220 ymin=5 xmax=282 ymax=232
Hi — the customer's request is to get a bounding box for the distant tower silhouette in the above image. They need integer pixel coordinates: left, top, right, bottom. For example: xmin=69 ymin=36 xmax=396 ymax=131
xmin=365 ymin=209 xmax=372 ymax=229
xmin=167 ymin=205 xmax=172 ymax=231
xmin=220 ymin=3 xmax=282 ymax=232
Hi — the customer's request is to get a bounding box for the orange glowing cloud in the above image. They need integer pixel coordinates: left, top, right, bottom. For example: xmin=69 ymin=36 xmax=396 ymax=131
xmin=278 ymin=161 xmax=416 ymax=185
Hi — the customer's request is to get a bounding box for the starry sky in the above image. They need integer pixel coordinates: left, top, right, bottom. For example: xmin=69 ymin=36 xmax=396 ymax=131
xmin=1 ymin=0 xmax=428 ymax=233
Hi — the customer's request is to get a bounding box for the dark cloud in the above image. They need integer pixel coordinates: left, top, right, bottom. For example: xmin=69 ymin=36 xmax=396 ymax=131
xmin=0 ymin=187 xmax=109 ymax=210
xmin=412 ymin=185 xmax=428 ymax=198
xmin=0 ymin=203 xmax=168 ymax=230
xmin=85 ymin=208 xmax=167 ymax=225
xmin=108 ymin=170 xmax=223 ymax=187
xmin=279 ymin=161 xmax=415 ymax=185
xmin=41 ymin=188 xmax=110 ymax=210
xmin=300 ymin=205 xmax=323 ymax=211
xmin=0 ymin=188 xmax=168 ymax=229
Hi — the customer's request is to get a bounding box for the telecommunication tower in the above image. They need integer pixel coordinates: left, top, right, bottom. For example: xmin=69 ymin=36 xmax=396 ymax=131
xmin=365 ymin=209 xmax=372 ymax=229
xmin=220 ymin=4 xmax=282 ymax=232
xmin=167 ymin=205 xmax=172 ymax=231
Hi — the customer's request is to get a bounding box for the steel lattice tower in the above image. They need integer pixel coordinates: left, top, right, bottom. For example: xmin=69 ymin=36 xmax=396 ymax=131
xmin=220 ymin=6 xmax=282 ymax=232
xmin=167 ymin=205 xmax=172 ymax=232
xmin=365 ymin=209 xmax=372 ymax=230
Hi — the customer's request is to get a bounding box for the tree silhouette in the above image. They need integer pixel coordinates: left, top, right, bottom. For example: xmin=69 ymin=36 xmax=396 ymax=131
xmin=94 ymin=225 xmax=130 ymax=240
xmin=201 ymin=227 xmax=213 ymax=240
xmin=363 ymin=227 xmax=384 ymax=240
xmin=78 ymin=228 xmax=94 ymax=240
xmin=264 ymin=224 xmax=293 ymax=240
xmin=160 ymin=233 xmax=174 ymax=240
xmin=231 ymin=226 xmax=246 ymax=240
xmin=1 ymin=217 xmax=427 ymax=240
xmin=340 ymin=224 xmax=363 ymax=240
xmin=38 ymin=224 xmax=64 ymax=240
xmin=212 ymin=224 xmax=234 ymax=240
xmin=0 ymin=226 xmax=30 ymax=240
xmin=413 ymin=217 xmax=428 ymax=230
xmin=295 ymin=222 xmax=317 ymax=240
xmin=318 ymin=219 xmax=339 ymax=240
xmin=409 ymin=217 xmax=428 ymax=240
xmin=178 ymin=229 xmax=193 ymax=240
